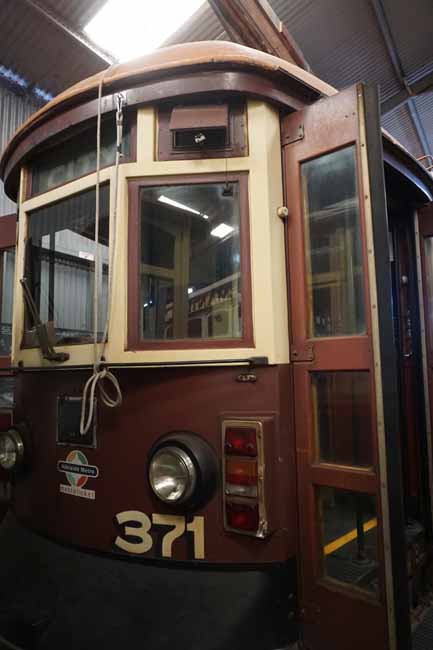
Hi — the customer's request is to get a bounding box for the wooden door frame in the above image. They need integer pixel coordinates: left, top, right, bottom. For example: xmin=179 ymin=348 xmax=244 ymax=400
xmin=282 ymin=84 xmax=409 ymax=650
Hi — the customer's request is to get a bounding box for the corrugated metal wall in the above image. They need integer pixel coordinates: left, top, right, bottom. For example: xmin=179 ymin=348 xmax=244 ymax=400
xmin=0 ymin=83 xmax=39 ymax=217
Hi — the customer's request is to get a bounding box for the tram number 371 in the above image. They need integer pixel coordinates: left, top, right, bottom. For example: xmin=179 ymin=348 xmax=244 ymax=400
xmin=114 ymin=511 xmax=205 ymax=560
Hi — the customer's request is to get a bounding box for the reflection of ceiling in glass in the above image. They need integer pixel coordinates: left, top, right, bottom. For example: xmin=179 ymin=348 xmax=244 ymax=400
xmin=143 ymin=183 xmax=238 ymax=226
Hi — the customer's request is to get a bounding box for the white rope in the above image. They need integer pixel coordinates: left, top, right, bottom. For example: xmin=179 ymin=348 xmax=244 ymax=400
xmin=80 ymin=80 xmax=123 ymax=435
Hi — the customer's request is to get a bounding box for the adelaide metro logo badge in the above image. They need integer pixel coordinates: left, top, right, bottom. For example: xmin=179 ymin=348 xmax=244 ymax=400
xmin=58 ymin=450 xmax=99 ymax=500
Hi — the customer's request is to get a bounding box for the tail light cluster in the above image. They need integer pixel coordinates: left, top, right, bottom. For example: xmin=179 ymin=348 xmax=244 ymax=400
xmin=222 ymin=420 xmax=267 ymax=538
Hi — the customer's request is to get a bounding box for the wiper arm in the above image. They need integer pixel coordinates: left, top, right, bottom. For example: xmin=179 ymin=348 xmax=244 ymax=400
xmin=20 ymin=277 xmax=69 ymax=363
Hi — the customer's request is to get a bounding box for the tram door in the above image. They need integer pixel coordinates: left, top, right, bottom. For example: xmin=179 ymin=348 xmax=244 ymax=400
xmin=282 ymin=84 xmax=408 ymax=650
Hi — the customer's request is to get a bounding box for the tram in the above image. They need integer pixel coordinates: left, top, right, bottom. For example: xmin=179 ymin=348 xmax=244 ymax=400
xmin=0 ymin=38 xmax=433 ymax=650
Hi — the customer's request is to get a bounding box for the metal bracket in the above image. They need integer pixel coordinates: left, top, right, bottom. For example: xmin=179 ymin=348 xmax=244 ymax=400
xmin=291 ymin=342 xmax=314 ymax=362
xmin=282 ymin=122 xmax=304 ymax=146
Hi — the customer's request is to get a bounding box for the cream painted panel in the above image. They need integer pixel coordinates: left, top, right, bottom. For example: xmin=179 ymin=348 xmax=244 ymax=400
xmin=13 ymin=101 xmax=289 ymax=368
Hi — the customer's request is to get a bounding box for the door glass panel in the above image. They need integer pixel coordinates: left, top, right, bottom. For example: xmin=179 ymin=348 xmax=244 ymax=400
xmin=318 ymin=487 xmax=378 ymax=596
xmin=302 ymin=146 xmax=366 ymax=337
xmin=423 ymin=236 xmax=433 ymax=355
xmin=312 ymin=371 xmax=373 ymax=467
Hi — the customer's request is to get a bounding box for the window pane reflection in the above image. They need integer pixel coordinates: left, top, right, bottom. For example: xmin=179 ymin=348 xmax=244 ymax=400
xmin=139 ymin=182 xmax=242 ymax=340
xmin=0 ymin=249 xmax=15 ymax=356
xmin=318 ymin=487 xmax=379 ymax=596
xmin=302 ymin=146 xmax=366 ymax=337
xmin=423 ymin=237 xmax=433 ymax=355
xmin=27 ymin=186 xmax=109 ymax=344
xmin=312 ymin=371 xmax=373 ymax=467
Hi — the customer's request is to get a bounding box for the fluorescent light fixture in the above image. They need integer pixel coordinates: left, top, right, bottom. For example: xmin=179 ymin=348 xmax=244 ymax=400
xmin=85 ymin=0 xmax=204 ymax=62
xmin=158 ymin=195 xmax=200 ymax=215
xmin=210 ymin=223 xmax=234 ymax=239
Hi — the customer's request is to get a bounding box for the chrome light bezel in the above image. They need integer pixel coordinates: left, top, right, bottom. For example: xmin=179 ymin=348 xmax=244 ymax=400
xmin=149 ymin=445 xmax=197 ymax=504
xmin=0 ymin=428 xmax=25 ymax=471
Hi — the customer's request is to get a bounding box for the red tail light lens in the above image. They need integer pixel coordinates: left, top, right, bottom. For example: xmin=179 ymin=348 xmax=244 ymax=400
xmin=226 ymin=501 xmax=259 ymax=532
xmin=224 ymin=427 xmax=257 ymax=457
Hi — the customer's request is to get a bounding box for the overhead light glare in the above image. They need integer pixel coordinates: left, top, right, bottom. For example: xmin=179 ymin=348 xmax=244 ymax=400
xmin=211 ymin=223 xmax=234 ymax=239
xmin=84 ymin=0 xmax=204 ymax=62
xmin=158 ymin=195 xmax=201 ymax=215
xmin=202 ymin=214 xmax=209 ymax=220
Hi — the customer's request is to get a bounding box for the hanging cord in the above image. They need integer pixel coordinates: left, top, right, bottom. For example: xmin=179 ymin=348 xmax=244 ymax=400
xmin=80 ymin=82 xmax=123 ymax=435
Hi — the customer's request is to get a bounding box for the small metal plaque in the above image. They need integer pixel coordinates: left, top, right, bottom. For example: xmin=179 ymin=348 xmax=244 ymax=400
xmin=57 ymin=396 xmax=96 ymax=448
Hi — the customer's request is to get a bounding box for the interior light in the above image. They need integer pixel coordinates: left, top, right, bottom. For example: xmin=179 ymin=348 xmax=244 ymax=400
xmin=188 ymin=287 xmax=194 ymax=295
xmin=158 ymin=195 xmax=200 ymax=215
xmin=211 ymin=223 xmax=234 ymax=239
xmin=202 ymin=214 xmax=209 ymax=220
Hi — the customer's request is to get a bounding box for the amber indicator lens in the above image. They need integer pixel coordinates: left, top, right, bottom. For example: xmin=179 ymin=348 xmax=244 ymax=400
xmin=224 ymin=427 xmax=257 ymax=456
xmin=226 ymin=501 xmax=259 ymax=532
xmin=226 ymin=458 xmax=258 ymax=485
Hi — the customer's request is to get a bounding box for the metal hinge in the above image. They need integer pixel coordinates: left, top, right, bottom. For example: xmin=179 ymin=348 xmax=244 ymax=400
xmin=299 ymin=602 xmax=321 ymax=624
xmin=290 ymin=342 xmax=314 ymax=362
xmin=282 ymin=122 xmax=304 ymax=146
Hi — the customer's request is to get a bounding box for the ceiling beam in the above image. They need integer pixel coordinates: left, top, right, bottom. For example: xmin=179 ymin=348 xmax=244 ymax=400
xmin=370 ymin=0 xmax=431 ymax=157
xmin=208 ymin=0 xmax=310 ymax=70
xmin=381 ymin=69 xmax=433 ymax=114
xmin=22 ymin=0 xmax=116 ymax=66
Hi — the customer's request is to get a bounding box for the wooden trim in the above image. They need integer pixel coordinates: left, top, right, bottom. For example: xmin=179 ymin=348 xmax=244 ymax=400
xmin=0 ymin=214 xmax=16 ymax=250
xmin=127 ymin=171 xmax=253 ymax=351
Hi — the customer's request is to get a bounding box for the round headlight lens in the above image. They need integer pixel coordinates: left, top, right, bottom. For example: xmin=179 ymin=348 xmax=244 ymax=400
xmin=149 ymin=446 xmax=197 ymax=503
xmin=0 ymin=430 xmax=24 ymax=470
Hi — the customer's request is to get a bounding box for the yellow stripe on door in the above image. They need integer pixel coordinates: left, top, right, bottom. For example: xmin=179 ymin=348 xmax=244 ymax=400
xmin=324 ymin=518 xmax=377 ymax=556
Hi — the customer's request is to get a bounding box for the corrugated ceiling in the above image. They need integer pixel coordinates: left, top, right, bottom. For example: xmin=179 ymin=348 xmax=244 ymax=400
xmin=0 ymin=0 xmax=109 ymax=97
xmin=165 ymin=0 xmax=433 ymax=164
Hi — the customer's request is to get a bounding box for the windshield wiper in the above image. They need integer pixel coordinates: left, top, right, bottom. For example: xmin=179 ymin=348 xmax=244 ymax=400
xmin=20 ymin=277 xmax=69 ymax=363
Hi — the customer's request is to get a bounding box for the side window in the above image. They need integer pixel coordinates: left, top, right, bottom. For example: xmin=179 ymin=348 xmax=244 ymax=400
xmin=29 ymin=114 xmax=135 ymax=197
xmin=24 ymin=185 xmax=110 ymax=346
xmin=157 ymin=100 xmax=248 ymax=161
xmin=0 ymin=248 xmax=16 ymax=357
xmin=128 ymin=175 xmax=252 ymax=348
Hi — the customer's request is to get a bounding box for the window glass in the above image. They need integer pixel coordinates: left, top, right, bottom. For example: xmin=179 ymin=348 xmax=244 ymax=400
xmin=139 ymin=182 xmax=242 ymax=341
xmin=312 ymin=371 xmax=373 ymax=467
xmin=31 ymin=117 xmax=131 ymax=196
xmin=423 ymin=236 xmax=433 ymax=354
xmin=302 ymin=146 xmax=366 ymax=337
xmin=318 ymin=487 xmax=378 ymax=596
xmin=26 ymin=185 xmax=109 ymax=344
xmin=0 ymin=249 xmax=15 ymax=356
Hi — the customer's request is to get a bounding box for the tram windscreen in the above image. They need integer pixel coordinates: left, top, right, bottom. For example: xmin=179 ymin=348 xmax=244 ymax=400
xmin=138 ymin=181 xmax=242 ymax=340
xmin=26 ymin=185 xmax=109 ymax=344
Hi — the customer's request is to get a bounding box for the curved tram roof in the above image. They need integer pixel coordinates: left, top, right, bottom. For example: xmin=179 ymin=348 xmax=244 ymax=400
xmin=1 ymin=41 xmax=432 ymax=201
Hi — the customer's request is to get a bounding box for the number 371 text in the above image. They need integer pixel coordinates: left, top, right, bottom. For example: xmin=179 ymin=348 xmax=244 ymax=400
xmin=114 ymin=511 xmax=205 ymax=560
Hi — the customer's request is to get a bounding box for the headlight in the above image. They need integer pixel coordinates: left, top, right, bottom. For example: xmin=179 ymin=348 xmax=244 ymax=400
xmin=0 ymin=429 xmax=24 ymax=471
xmin=148 ymin=433 xmax=217 ymax=509
xmin=149 ymin=446 xmax=197 ymax=503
